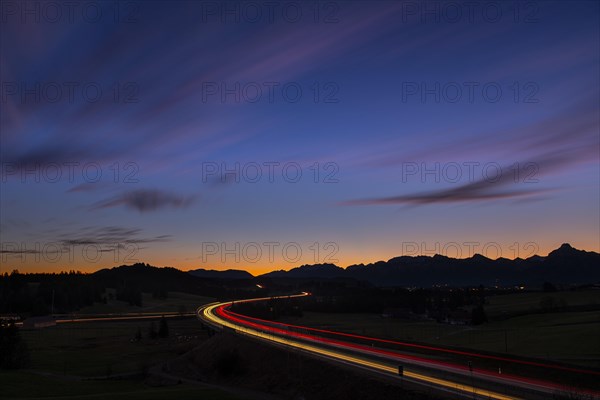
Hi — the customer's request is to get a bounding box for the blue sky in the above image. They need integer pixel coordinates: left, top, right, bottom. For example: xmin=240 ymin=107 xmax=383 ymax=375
xmin=1 ymin=1 xmax=598 ymax=274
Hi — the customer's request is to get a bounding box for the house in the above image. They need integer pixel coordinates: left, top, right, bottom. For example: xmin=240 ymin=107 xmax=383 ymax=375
xmin=22 ymin=316 xmax=56 ymax=329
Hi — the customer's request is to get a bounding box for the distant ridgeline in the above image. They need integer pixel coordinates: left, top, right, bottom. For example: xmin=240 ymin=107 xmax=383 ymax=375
xmin=1 ymin=245 xmax=598 ymax=316
xmin=188 ymin=268 xmax=254 ymax=280
xmin=1 ymin=244 xmax=598 ymax=317
xmin=256 ymin=244 xmax=600 ymax=287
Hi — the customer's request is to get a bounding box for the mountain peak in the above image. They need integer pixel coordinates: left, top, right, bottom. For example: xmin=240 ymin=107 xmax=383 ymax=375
xmin=470 ymin=253 xmax=491 ymax=262
xmin=548 ymin=243 xmax=577 ymax=257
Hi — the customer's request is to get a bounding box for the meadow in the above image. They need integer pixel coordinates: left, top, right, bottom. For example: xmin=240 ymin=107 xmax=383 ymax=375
xmin=281 ymin=290 xmax=600 ymax=368
xmin=0 ymin=371 xmax=241 ymax=400
xmin=3 ymin=292 xmax=243 ymax=400
xmin=76 ymin=291 xmax=215 ymax=315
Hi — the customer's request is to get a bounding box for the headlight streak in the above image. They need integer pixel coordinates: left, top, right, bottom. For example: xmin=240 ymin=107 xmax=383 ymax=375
xmin=199 ymin=294 xmax=524 ymax=400
xmin=222 ymin=306 xmax=600 ymax=377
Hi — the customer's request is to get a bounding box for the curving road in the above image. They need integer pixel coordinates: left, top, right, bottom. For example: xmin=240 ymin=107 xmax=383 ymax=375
xmin=198 ymin=293 xmax=600 ymax=400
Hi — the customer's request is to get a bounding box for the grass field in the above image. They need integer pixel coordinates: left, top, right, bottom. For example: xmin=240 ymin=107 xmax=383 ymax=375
xmin=485 ymin=290 xmax=600 ymax=318
xmin=7 ymin=286 xmax=256 ymax=400
xmin=77 ymin=291 xmax=214 ymax=315
xmin=21 ymin=318 xmax=209 ymax=377
xmin=0 ymin=371 xmax=241 ymax=400
xmin=281 ymin=290 xmax=600 ymax=367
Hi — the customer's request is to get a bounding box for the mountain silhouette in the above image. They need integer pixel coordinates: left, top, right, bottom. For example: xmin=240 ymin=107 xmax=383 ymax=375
xmin=188 ymin=268 xmax=254 ymax=280
xmin=260 ymin=263 xmax=346 ymax=279
xmin=90 ymin=244 xmax=599 ymax=289
xmin=92 ymin=263 xmax=253 ymax=298
xmin=256 ymin=244 xmax=599 ymax=287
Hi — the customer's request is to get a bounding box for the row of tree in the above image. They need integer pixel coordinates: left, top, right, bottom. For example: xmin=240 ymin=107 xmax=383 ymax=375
xmin=0 ymin=270 xmax=150 ymax=316
xmin=134 ymin=317 xmax=170 ymax=340
xmin=0 ymin=263 xmax=261 ymax=317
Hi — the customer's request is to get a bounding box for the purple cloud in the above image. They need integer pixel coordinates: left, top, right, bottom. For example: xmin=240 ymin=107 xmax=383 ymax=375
xmin=92 ymin=189 xmax=195 ymax=212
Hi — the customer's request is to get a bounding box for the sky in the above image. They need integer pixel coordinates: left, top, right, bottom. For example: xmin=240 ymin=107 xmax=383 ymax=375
xmin=1 ymin=0 xmax=599 ymax=275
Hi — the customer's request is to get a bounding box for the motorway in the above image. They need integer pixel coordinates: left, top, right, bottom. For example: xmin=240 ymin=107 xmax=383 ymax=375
xmin=198 ymin=293 xmax=600 ymax=400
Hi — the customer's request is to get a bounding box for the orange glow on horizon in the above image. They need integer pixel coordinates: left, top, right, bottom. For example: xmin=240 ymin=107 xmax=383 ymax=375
xmin=2 ymin=240 xmax=599 ymax=275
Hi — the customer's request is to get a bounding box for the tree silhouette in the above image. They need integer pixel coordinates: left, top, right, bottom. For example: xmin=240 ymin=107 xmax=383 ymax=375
xmin=148 ymin=321 xmax=158 ymax=339
xmin=471 ymin=305 xmax=488 ymax=325
xmin=158 ymin=316 xmax=169 ymax=338
xmin=134 ymin=326 xmax=142 ymax=341
xmin=0 ymin=320 xmax=30 ymax=369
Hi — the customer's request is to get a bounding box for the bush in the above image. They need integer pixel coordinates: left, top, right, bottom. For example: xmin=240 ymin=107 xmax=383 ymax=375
xmin=0 ymin=321 xmax=30 ymax=369
xmin=158 ymin=317 xmax=169 ymax=338
xmin=148 ymin=322 xmax=158 ymax=339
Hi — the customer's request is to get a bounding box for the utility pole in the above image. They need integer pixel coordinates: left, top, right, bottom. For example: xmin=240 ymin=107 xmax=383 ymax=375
xmin=398 ymin=365 xmax=404 ymax=390
xmin=468 ymin=361 xmax=475 ymax=399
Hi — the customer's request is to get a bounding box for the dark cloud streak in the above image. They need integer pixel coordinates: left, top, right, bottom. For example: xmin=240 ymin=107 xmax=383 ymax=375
xmin=340 ymin=165 xmax=553 ymax=206
xmin=92 ymin=189 xmax=195 ymax=212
